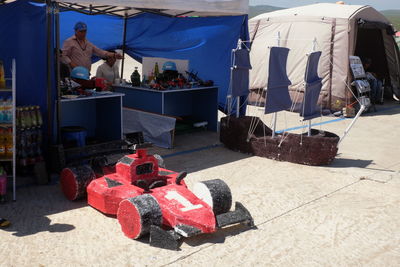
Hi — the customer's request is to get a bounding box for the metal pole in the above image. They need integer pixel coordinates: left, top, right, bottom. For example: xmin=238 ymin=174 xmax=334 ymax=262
xmin=12 ymin=59 xmax=16 ymax=201
xmin=307 ymin=38 xmax=317 ymax=137
xmin=120 ymin=15 xmax=128 ymax=80
xmin=236 ymin=96 xmax=240 ymax=118
xmin=55 ymin=2 xmax=61 ymax=144
xmin=46 ymin=1 xmax=53 ymax=148
xmin=272 ymin=32 xmax=281 ymax=138
xmin=338 ymin=105 xmax=366 ymax=146
xmin=271 ymin=113 xmax=277 ymax=138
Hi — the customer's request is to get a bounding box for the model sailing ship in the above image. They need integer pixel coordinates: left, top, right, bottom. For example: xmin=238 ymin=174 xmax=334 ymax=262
xmin=220 ymin=43 xmax=340 ymax=166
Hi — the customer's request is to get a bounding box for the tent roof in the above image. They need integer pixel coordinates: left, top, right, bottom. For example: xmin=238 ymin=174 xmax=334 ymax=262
xmin=251 ymin=3 xmax=388 ymax=22
xmin=54 ymin=0 xmax=249 ymax=17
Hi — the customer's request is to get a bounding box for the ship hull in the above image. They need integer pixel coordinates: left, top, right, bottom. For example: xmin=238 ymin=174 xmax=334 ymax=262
xmin=220 ymin=116 xmax=339 ymax=166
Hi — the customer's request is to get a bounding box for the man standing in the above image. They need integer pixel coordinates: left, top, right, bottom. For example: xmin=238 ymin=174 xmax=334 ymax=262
xmin=61 ymin=21 xmax=122 ymax=73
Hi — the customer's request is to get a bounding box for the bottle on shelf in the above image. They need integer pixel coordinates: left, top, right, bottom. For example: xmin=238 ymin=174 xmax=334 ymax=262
xmin=35 ymin=106 xmax=43 ymax=127
xmin=154 ymin=62 xmax=160 ymax=77
xmin=130 ymin=67 xmax=141 ymax=87
xmin=0 ymin=128 xmax=6 ymax=159
xmin=0 ymin=60 xmax=5 ymax=88
xmin=5 ymin=126 xmax=12 ymax=158
xmin=0 ymin=165 xmax=7 ymax=203
xmin=0 ymin=97 xmax=4 ymax=123
xmin=0 ymin=127 xmax=4 ymax=159
xmin=4 ymin=96 xmax=12 ymax=123
xmin=23 ymin=107 xmax=32 ymax=128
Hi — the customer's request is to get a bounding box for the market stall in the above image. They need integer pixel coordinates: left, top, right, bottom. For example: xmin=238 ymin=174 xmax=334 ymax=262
xmin=0 ymin=0 xmax=249 ymax=188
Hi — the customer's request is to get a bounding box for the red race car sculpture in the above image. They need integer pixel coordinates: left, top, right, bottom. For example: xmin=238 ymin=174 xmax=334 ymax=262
xmin=60 ymin=149 xmax=254 ymax=249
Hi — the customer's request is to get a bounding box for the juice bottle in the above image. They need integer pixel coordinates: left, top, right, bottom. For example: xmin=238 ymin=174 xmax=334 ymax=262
xmin=0 ymin=127 xmax=4 ymax=159
xmin=0 ymin=165 xmax=7 ymax=203
xmin=23 ymin=107 xmax=32 ymax=128
xmin=154 ymin=62 xmax=160 ymax=77
xmin=0 ymin=60 xmax=6 ymax=88
xmin=5 ymin=127 xmax=12 ymax=158
xmin=35 ymin=106 xmax=43 ymax=127
xmin=0 ymin=97 xmax=4 ymax=123
xmin=29 ymin=106 xmax=37 ymax=127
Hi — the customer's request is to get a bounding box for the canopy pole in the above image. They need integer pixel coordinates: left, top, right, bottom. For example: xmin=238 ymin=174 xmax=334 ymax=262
xmin=307 ymin=37 xmax=317 ymax=137
xmin=235 ymin=38 xmax=242 ymax=118
xmin=55 ymin=2 xmax=61 ymax=144
xmin=120 ymin=15 xmax=128 ymax=80
xmin=271 ymin=32 xmax=281 ymax=138
xmin=46 ymin=1 xmax=53 ymax=146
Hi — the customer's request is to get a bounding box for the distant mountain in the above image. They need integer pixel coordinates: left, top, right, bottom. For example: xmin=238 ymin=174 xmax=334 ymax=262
xmin=381 ymin=10 xmax=400 ymax=31
xmin=249 ymin=5 xmax=284 ymax=19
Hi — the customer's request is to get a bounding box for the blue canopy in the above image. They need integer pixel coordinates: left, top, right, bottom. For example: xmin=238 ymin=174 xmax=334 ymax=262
xmin=59 ymin=11 xmax=249 ymax=110
xmin=0 ymin=0 xmax=249 ymax=142
xmin=0 ymin=0 xmax=52 ymax=132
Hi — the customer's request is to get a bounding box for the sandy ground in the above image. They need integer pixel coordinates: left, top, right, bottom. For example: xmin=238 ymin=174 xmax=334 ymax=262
xmin=1 ymin=101 xmax=400 ymax=266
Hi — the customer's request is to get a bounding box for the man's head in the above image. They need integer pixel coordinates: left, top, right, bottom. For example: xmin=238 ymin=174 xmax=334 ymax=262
xmin=74 ymin=22 xmax=87 ymax=40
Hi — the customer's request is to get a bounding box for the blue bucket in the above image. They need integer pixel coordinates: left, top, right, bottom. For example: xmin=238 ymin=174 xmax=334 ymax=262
xmin=61 ymin=126 xmax=87 ymax=147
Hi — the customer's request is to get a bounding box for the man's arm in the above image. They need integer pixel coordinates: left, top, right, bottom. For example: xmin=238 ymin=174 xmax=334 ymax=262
xmin=92 ymin=43 xmax=123 ymax=59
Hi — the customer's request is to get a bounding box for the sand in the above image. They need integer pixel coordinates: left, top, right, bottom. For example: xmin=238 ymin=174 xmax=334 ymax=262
xmin=1 ymin=102 xmax=400 ymax=266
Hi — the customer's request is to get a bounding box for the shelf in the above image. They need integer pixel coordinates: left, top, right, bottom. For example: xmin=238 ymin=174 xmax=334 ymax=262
xmin=0 ymin=88 xmax=12 ymax=92
xmin=0 ymin=158 xmax=13 ymax=162
xmin=0 ymin=123 xmax=12 ymax=127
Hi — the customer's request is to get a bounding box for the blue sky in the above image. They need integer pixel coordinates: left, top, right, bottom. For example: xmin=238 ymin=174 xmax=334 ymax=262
xmin=249 ymin=0 xmax=400 ymax=10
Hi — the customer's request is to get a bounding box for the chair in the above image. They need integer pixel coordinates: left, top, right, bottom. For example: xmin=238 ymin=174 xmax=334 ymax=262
xmin=349 ymin=56 xmax=374 ymax=112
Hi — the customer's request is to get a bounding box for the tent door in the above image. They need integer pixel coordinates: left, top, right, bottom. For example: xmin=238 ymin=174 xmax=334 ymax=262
xmin=354 ymin=28 xmax=390 ymax=97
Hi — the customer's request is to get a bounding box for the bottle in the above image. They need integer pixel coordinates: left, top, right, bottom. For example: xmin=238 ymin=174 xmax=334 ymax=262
xmin=130 ymin=67 xmax=141 ymax=87
xmin=0 ymin=127 xmax=4 ymax=159
xmin=0 ymin=133 xmax=5 ymax=159
xmin=35 ymin=106 xmax=43 ymax=127
xmin=16 ymin=107 xmax=22 ymax=128
xmin=29 ymin=106 xmax=37 ymax=127
xmin=0 ymin=97 xmax=4 ymax=123
xmin=5 ymin=127 xmax=12 ymax=158
xmin=0 ymin=165 xmax=7 ymax=203
xmin=5 ymin=96 xmax=12 ymax=123
xmin=23 ymin=107 xmax=32 ymax=128
xmin=19 ymin=106 xmax=26 ymax=129
xmin=154 ymin=62 xmax=160 ymax=81
xmin=0 ymin=60 xmax=5 ymax=89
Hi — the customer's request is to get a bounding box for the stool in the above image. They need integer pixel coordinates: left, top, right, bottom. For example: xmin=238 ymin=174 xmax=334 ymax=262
xmin=61 ymin=126 xmax=87 ymax=148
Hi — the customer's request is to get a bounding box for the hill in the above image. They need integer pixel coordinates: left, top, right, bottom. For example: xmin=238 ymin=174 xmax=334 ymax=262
xmin=381 ymin=10 xmax=400 ymax=31
xmin=248 ymin=5 xmax=283 ymax=18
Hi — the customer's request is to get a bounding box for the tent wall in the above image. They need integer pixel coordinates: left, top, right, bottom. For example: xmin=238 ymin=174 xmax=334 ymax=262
xmin=249 ymin=16 xmax=349 ymax=109
xmin=0 ymin=0 xmax=54 ymax=136
xmin=249 ymin=3 xmax=400 ymax=111
xmin=60 ymin=12 xmax=249 ymax=109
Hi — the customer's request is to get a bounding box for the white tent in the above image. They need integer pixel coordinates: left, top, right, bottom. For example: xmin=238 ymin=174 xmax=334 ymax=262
xmin=248 ymin=3 xmax=400 ymax=110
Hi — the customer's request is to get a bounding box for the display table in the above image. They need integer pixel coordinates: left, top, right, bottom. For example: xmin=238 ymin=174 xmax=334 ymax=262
xmin=113 ymin=86 xmax=218 ymax=131
xmin=58 ymin=92 xmax=124 ymax=142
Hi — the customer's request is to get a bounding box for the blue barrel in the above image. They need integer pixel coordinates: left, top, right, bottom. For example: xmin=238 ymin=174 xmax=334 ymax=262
xmin=61 ymin=126 xmax=87 ymax=147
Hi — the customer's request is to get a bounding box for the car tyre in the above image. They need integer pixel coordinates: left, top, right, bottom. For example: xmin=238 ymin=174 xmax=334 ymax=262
xmin=60 ymin=165 xmax=96 ymax=201
xmin=193 ymin=179 xmax=232 ymax=215
xmin=117 ymin=194 xmax=162 ymax=239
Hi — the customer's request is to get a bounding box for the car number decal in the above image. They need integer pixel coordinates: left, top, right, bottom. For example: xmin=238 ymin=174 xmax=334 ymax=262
xmin=165 ymin=191 xmax=203 ymax=212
